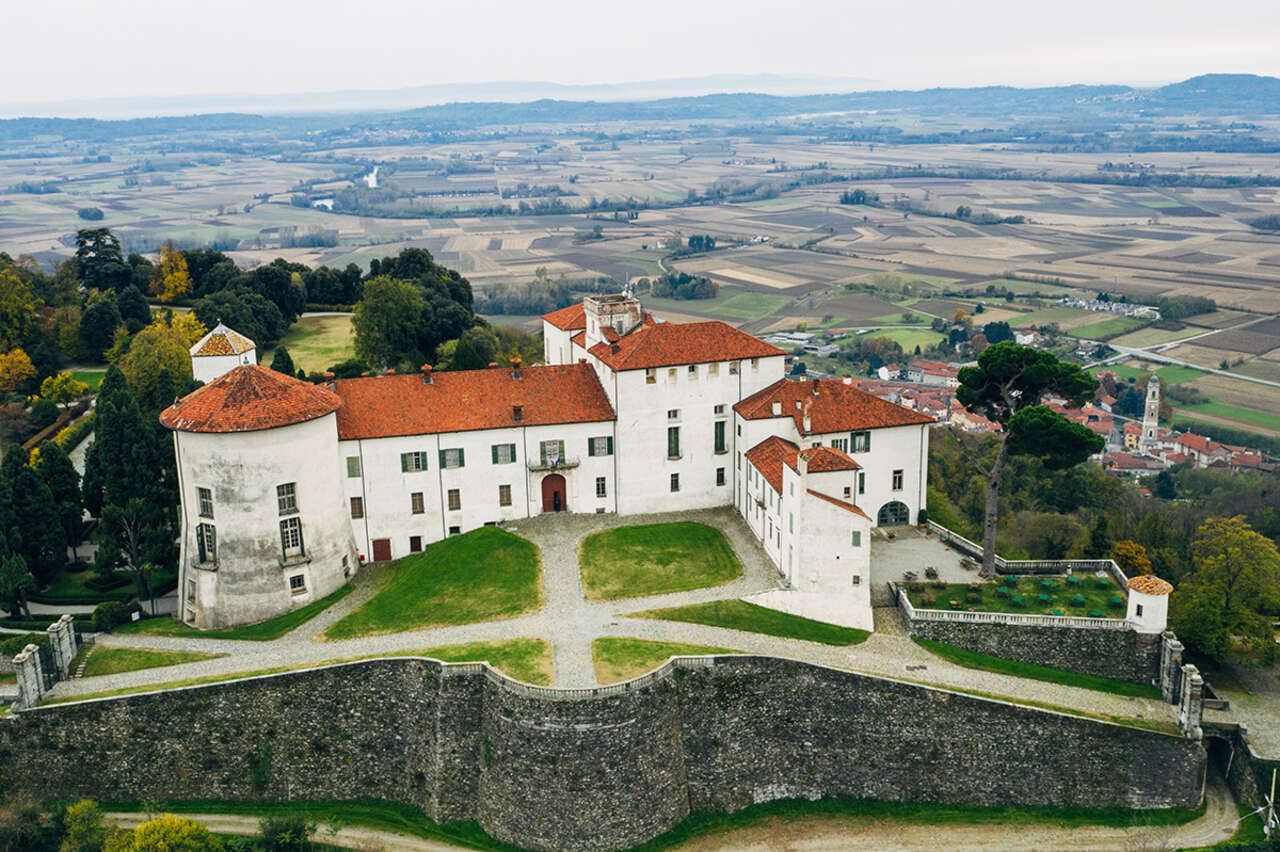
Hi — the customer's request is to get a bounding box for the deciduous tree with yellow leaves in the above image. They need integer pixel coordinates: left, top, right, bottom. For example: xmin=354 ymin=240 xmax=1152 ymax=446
xmin=169 ymin=310 xmax=208 ymax=347
xmin=39 ymin=371 xmax=90 ymax=405
xmin=0 ymin=348 xmax=36 ymax=393
xmin=151 ymin=244 xmax=191 ymax=303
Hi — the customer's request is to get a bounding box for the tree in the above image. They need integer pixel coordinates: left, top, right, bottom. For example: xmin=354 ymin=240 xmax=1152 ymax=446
xmin=60 ymin=799 xmax=108 ymax=852
xmin=955 ymin=342 xmax=1104 ymax=575
xmin=1172 ymin=516 xmax=1280 ymax=662
xmin=116 ymin=284 xmax=152 ymax=332
xmin=353 ymin=276 xmax=424 ymax=369
xmin=1111 ymin=540 xmax=1153 ymax=576
xmin=983 ymin=321 xmax=1013 ymax=344
xmin=0 ymin=444 xmax=65 ymax=585
xmin=1086 ymin=515 xmax=1112 ymax=559
xmin=151 ymin=243 xmax=192 ymax=303
xmin=1018 ymin=512 xmax=1085 ymax=559
xmin=0 ymin=348 xmax=37 ymax=393
xmin=0 ymin=267 xmax=42 ymax=351
xmin=40 ymin=371 xmax=90 ymax=405
xmin=118 ymin=322 xmax=193 ymax=410
xmin=0 ymin=549 xmax=34 ymax=618
xmin=73 ymin=228 xmax=131 ymax=292
xmin=104 ymin=814 xmax=223 ymax=852
xmin=37 ymin=440 xmax=83 ymax=560
xmin=169 ymin=311 xmax=208 ymax=347
xmin=79 ymin=291 xmax=124 ymax=361
xmin=270 ymin=346 xmax=296 ymax=376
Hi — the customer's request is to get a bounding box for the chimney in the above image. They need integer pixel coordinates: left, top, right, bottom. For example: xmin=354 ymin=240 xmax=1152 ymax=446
xmin=512 ymin=405 xmax=524 ymax=422
xmin=385 ymin=368 xmax=396 ymax=375
xmin=360 ymin=372 xmax=369 ymax=377
xmin=578 ymin=358 xmax=587 ymax=365
xmin=420 ymin=364 xmax=433 ymax=384
xmin=511 ymin=355 xmax=523 ymax=380
xmin=842 ymin=375 xmax=852 ymax=385
xmin=489 ymin=361 xmax=500 ymax=369
xmin=610 ymin=342 xmax=620 ymax=354
xmin=771 ymin=401 xmax=782 ymax=416
xmin=802 ymin=398 xmax=812 ymax=434
xmin=797 ymin=450 xmax=809 ymax=480
xmin=324 ymin=371 xmax=335 ymax=379
xmin=812 ymin=378 xmax=820 ymax=396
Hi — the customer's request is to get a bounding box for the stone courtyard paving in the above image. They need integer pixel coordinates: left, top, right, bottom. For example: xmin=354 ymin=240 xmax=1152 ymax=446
xmin=44 ymin=507 xmax=1179 ymax=731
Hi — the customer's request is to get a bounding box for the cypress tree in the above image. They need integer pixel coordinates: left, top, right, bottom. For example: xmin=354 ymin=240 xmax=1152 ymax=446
xmin=270 ymin=346 xmax=295 ymax=376
xmin=0 ymin=445 xmax=65 ymax=586
xmin=37 ymin=440 xmax=83 ymax=560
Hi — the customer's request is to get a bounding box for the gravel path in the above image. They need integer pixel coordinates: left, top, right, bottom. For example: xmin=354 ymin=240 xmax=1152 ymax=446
xmin=40 ymin=508 xmax=1178 ymax=729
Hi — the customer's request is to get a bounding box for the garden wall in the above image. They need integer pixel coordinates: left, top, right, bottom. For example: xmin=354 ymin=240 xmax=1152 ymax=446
xmin=0 ymin=656 xmax=1204 ymax=852
xmin=907 ymin=618 xmax=1164 ymax=685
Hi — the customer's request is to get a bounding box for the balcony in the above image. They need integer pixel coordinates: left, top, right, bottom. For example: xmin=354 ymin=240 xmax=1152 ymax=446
xmin=527 ymin=456 xmax=580 ymax=472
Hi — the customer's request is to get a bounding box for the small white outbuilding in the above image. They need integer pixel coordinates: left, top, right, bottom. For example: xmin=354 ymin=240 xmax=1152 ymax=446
xmin=1126 ymin=574 xmax=1173 ymax=633
xmin=189 ymin=322 xmax=257 ymax=384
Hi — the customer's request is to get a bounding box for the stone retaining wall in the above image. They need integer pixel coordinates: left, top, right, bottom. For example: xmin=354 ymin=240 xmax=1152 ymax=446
xmin=0 ymin=656 xmax=1204 ymax=852
xmin=907 ymin=618 xmax=1164 ymax=686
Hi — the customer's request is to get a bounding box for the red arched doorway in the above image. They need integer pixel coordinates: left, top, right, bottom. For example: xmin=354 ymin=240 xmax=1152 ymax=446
xmin=541 ymin=474 xmax=567 ymax=513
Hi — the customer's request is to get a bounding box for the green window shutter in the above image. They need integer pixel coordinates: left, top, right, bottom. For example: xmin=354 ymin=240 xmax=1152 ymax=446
xmin=347 ymin=456 xmax=361 ymax=477
xmin=852 ymin=531 xmax=861 ymax=547
xmin=540 ymin=442 xmax=547 ymax=465
xmin=459 ymin=448 xmax=465 ymax=468
xmin=606 ymin=436 xmax=613 ymax=455
xmin=400 ymin=453 xmax=409 ymax=473
xmin=557 ymin=440 xmax=564 ymax=459
xmin=588 ymin=438 xmax=597 ymax=457
xmin=439 ymin=450 xmax=447 ymax=469
xmin=492 ymin=445 xmax=499 ymax=464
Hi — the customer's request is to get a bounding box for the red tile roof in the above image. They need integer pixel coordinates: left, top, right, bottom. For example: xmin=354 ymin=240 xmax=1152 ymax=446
xmin=1177 ymin=433 xmax=1220 ymax=454
xmin=191 ymin=322 xmax=255 ymax=357
xmin=587 ymin=320 xmax=783 ymax=371
xmin=735 ymin=378 xmax=935 ymax=434
xmin=160 ymin=365 xmax=342 ymax=433
xmin=806 ymin=489 xmax=871 ymax=520
xmin=744 ymin=435 xmax=799 ymax=493
xmin=1127 ymin=575 xmax=1173 ymax=595
xmin=786 ymin=446 xmax=861 ymax=474
xmin=331 ymin=363 xmax=614 ymax=440
xmin=542 ymin=303 xmax=587 ymax=331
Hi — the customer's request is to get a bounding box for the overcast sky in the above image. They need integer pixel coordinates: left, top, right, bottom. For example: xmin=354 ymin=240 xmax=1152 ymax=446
xmin=5 ymin=0 xmax=1280 ymax=109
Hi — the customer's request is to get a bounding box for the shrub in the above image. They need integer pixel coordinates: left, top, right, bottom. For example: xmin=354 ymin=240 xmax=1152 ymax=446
xmin=92 ymin=600 xmax=140 ymax=632
xmin=1096 ymin=577 xmax=1111 ymax=589
xmin=54 ymin=413 xmax=94 ymax=451
xmin=1067 ymin=575 xmax=1081 ymax=587
xmin=28 ymin=399 xmax=59 ymax=431
xmin=920 ymin=591 xmax=937 ymax=606
xmin=907 ymin=581 xmax=925 ymax=593
xmin=0 ymin=632 xmax=49 ymax=657
xmin=1109 ymin=595 xmax=1125 ymax=608
xmin=996 ymin=586 xmax=1010 ymax=597
xmin=257 ymin=815 xmax=316 ymax=852
xmin=966 ymin=592 xmax=981 ymax=603
xmin=1070 ymin=594 xmax=1086 ymax=606
xmin=1012 ymin=596 xmax=1026 ymax=607
xmin=929 ymin=580 xmax=947 ymax=590
xmin=967 ymin=583 xmax=983 ymax=594
xmin=1089 ymin=609 xmax=1104 ymax=618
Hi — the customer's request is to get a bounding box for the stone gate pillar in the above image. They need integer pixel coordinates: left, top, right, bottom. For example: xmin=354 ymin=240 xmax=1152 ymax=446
xmin=46 ymin=616 xmax=72 ymax=679
xmin=1177 ymin=663 xmax=1203 ymax=740
xmin=1160 ymin=632 xmax=1184 ymax=704
xmin=12 ymin=644 xmax=44 ymax=709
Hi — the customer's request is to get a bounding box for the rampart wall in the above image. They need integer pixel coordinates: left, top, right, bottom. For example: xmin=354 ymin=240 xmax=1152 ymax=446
xmin=0 ymin=656 xmax=1204 ymax=852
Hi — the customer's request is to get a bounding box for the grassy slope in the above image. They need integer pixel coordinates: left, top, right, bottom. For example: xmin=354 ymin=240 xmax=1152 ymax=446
xmin=82 ymin=647 xmax=226 ymax=678
xmin=591 ymin=637 xmax=741 ymax=685
xmin=579 ymin=522 xmax=742 ymax=601
xmin=325 ymin=527 xmax=543 ymax=640
xmin=912 ymin=638 xmax=1161 ymax=700
xmin=629 ymin=600 xmax=870 ymax=646
xmin=116 ymin=585 xmax=353 ymax=641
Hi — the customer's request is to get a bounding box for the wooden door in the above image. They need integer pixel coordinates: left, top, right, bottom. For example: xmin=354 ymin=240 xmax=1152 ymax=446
xmin=371 ymin=538 xmax=392 ymax=562
xmin=541 ymin=474 xmax=566 ymax=513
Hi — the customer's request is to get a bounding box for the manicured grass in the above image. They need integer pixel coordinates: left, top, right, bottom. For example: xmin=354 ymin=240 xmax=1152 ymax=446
xmin=325 ymin=527 xmax=543 ymax=640
xmin=81 ymin=647 xmax=226 ymax=678
xmin=579 ymin=522 xmax=742 ymax=601
xmin=44 ymin=639 xmax=552 ymax=704
xmin=70 ymin=369 xmax=106 ymax=390
xmin=269 ymin=313 xmax=355 ymax=373
xmin=629 ymin=600 xmax=870 ymax=646
xmin=591 ymin=637 xmax=742 ymax=685
xmin=902 ymin=574 xmax=1125 ymax=618
xmin=117 ymin=584 xmax=353 ymax=641
xmin=45 ymin=567 xmax=102 ymax=596
xmin=912 ymin=638 xmax=1161 ymax=699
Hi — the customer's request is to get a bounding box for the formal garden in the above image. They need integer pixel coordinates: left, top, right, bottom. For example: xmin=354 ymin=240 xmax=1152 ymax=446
xmin=901 ymin=572 xmax=1127 ymax=618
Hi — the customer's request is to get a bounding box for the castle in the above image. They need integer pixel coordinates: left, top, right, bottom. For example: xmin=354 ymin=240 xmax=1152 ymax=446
xmin=160 ymin=294 xmax=931 ymax=628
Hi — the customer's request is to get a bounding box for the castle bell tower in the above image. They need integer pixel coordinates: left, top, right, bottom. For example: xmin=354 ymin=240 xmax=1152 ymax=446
xmin=1141 ymin=375 xmax=1160 ymax=450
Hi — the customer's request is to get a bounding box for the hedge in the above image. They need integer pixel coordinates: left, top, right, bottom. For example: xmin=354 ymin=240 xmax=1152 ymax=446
xmin=0 ymin=615 xmax=93 ymax=631
xmin=54 ymin=412 xmax=95 ymax=452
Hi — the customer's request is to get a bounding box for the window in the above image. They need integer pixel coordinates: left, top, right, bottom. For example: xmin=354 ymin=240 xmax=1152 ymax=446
xmin=492 ymin=443 xmax=516 ymax=464
xmin=411 ymin=492 xmax=424 ymax=514
xmin=714 ymin=404 xmax=726 ymax=415
xmin=858 ymin=471 xmax=866 ymax=495
xmin=737 ymin=423 xmax=742 ymax=436
xmin=716 ymin=467 xmax=725 ymax=486
xmin=346 ymin=456 xmax=361 ymax=478
xmin=667 ymin=408 xmax=680 ymax=420
xmin=737 ymin=451 xmax=742 ymax=470
xmin=852 ymin=575 xmax=861 ymax=585
xmin=276 ymin=482 xmax=297 ymax=515
xmin=714 ymin=420 xmax=726 ymax=453
xmin=343 ymin=555 xmax=350 ymax=577
xmin=350 ymin=497 xmax=364 ymax=519
xmin=539 ymin=439 xmax=566 ymax=466
xmin=400 ymin=451 xmax=428 ymax=472
xmin=831 ymin=438 xmax=848 ymax=452
xmin=410 ymin=536 xmax=423 ymax=553
xmin=789 ymin=513 xmax=793 ymax=533
xmin=448 ymin=525 xmax=461 ymax=536
xmin=892 ymin=469 xmax=904 ymax=491
xmin=196 ymin=523 xmax=216 ymax=563
xmin=751 ymin=358 xmax=759 ymax=370
xmin=709 ymin=363 xmax=720 ymax=376
xmin=280 ymin=517 xmax=303 ymax=558
xmin=729 ymin=361 xmax=740 ymax=375
xmin=667 ymin=367 xmax=677 ymax=381
xmin=596 ymin=476 xmax=607 ymax=497
xmin=688 ymin=364 xmax=698 ymax=379
xmin=186 ymin=579 xmax=196 ymax=602
xmin=447 ymin=489 xmax=461 ymax=511
xmin=646 ymin=368 xmax=656 ymax=384
xmin=667 ymin=426 xmax=680 ymax=459
xmin=851 ymin=431 xmax=871 ymax=453
xmin=588 ymin=436 xmax=614 ymax=456
xmin=843 ymin=486 xmax=851 ymax=499
xmin=670 ymin=473 xmax=680 ymax=492
xmin=851 ymin=530 xmax=862 ymax=547
xmin=289 ymin=574 xmax=306 ymax=594
xmin=439 ymin=448 xmax=465 ymax=469
xmin=1136 ymin=604 xmax=1144 ymax=617
xmin=197 ymin=487 xmax=213 ymax=519
xmin=498 ymin=484 xmax=512 ymax=506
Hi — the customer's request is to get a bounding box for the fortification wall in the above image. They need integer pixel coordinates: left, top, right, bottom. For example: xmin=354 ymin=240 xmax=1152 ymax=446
xmin=907 ymin=619 xmax=1163 ymax=685
xmin=0 ymin=656 xmax=1204 ymax=852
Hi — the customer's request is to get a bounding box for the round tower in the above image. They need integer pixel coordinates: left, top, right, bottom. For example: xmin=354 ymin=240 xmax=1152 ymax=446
xmin=160 ymin=365 xmax=357 ymax=628
xmin=1125 ymin=574 xmax=1173 ymax=633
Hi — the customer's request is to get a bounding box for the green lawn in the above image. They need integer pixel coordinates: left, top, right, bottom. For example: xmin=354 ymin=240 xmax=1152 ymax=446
xmin=1091 ymin=363 xmax=1151 ymax=382
xmin=1181 ymin=401 xmax=1280 ymax=431
xmin=117 ymin=584 xmax=354 ymax=641
xmin=325 ymin=527 xmax=543 ymax=640
xmin=70 ymin=370 xmax=106 ymax=390
xmin=591 ymin=637 xmax=741 ymax=685
xmin=1068 ymin=316 xmax=1146 ymax=340
xmin=903 ymin=575 xmax=1125 ymax=618
xmin=629 ymin=600 xmax=870 ymax=646
xmin=81 ymin=647 xmax=226 ymax=678
xmin=911 ymin=638 xmax=1160 ymax=699
xmin=1110 ymin=326 xmax=1205 ymax=348
xmin=578 ymin=522 xmax=742 ymax=601
xmin=269 ymin=314 xmax=355 ymax=373
xmin=869 ymin=327 xmax=944 ymax=351
xmin=1154 ymin=364 xmax=1207 ymax=384
xmin=45 ymin=567 xmax=104 ymax=596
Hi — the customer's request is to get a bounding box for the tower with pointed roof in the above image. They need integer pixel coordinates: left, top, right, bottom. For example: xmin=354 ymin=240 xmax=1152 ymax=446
xmin=189 ymin=321 xmax=257 ymax=384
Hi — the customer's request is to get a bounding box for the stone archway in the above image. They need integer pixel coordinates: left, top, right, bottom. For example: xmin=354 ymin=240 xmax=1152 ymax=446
xmin=877 ymin=500 xmax=910 ymax=526
xmin=541 ymin=474 xmax=567 ymax=513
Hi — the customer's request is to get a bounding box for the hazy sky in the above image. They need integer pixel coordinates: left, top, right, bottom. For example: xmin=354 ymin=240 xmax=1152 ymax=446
xmin=6 ymin=0 xmax=1280 ymax=106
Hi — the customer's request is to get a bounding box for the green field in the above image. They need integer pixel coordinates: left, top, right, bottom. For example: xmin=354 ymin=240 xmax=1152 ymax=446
xmin=1154 ymin=364 xmax=1207 ymax=384
xmin=1090 ymin=363 xmax=1150 ymax=382
xmin=269 ymin=313 xmax=355 ymax=373
xmin=1109 ymin=326 xmax=1205 ymax=348
xmin=1180 ymin=401 xmax=1280 ymax=431
xmin=629 ymin=600 xmax=870 ymax=646
xmin=325 ymin=527 xmax=543 ymax=639
xmin=591 ymin=637 xmax=741 ymax=684
xmin=1010 ymin=306 xmax=1093 ymax=327
xmin=868 ymin=327 xmax=944 ymax=351
xmin=578 ymin=522 xmax=742 ymax=601
xmin=715 ymin=291 xmax=792 ymax=320
xmin=1068 ymin=315 xmax=1146 ymax=340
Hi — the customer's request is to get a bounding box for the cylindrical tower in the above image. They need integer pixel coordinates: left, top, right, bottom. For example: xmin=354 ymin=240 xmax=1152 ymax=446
xmin=1126 ymin=574 xmax=1173 ymax=633
xmin=160 ymin=365 xmax=358 ymax=628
